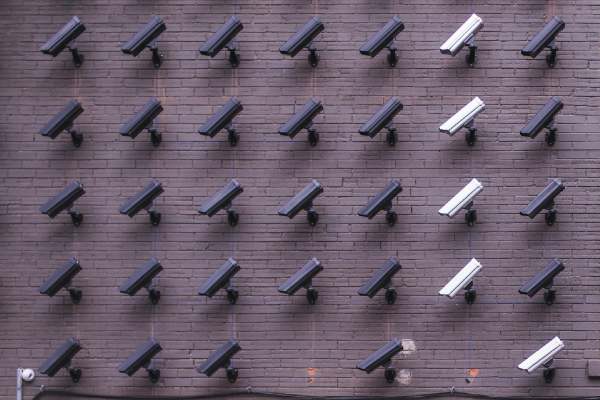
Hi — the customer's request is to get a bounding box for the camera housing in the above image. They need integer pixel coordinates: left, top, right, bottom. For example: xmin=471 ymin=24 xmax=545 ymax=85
xmin=198 ymin=97 xmax=243 ymax=146
xmin=198 ymin=258 xmax=241 ymax=304
xmin=39 ymin=257 xmax=82 ymax=304
xmin=199 ymin=16 xmax=243 ymax=67
xmin=39 ymin=100 xmax=84 ymax=148
xmin=439 ymin=258 xmax=482 ymax=304
xmin=118 ymin=338 xmax=162 ymax=383
xmin=279 ymin=98 xmax=323 ymax=146
xmin=119 ymin=179 xmax=164 ymax=226
xmin=520 ymin=97 xmax=563 ymax=146
xmin=520 ymin=178 xmax=565 ymax=226
xmin=518 ymin=336 xmax=564 ymax=383
xmin=439 ymin=97 xmax=485 ymax=146
xmin=119 ymin=98 xmax=163 ymax=147
xmin=119 ymin=257 xmax=163 ymax=304
xmin=358 ymin=257 xmax=401 ymax=304
xmin=197 ymin=340 xmax=242 ymax=383
xmin=198 ymin=179 xmax=243 ymax=226
xmin=356 ymin=338 xmax=403 ymax=383
xmin=359 ymin=16 xmax=404 ymax=67
xmin=39 ymin=337 xmax=82 ymax=383
xmin=280 ymin=17 xmax=324 ymax=67
xmin=278 ymin=257 xmax=323 ymax=305
xmin=40 ymin=16 xmax=86 ymax=67
xmin=440 ymin=14 xmax=483 ymax=67
xmin=521 ymin=16 xmax=565 ymax=68
xmin=121 ymin=16 xmax=166 ymax=69
xmin=278 ymin=179 xmax=323 ymax=226
xmin=40 ymin=180 xmax=85 ymax=226
xmin=438 ymin=178 xmax=483 ymax=226
xmin=359 ymin=97 xmax=404 ymax=146
xmin=519 ymin=259 xmax=565 ymax=305
xmin=358 ymin=179 xmax=403 ymax=226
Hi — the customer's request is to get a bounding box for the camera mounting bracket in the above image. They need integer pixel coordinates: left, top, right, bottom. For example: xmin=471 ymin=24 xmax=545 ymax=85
xmin=464 ymin=281 xmax=476 ymax=304
xmin=225 ymin=123 xmax=239 ymax=147
xmin=66 ymin=281 xmax=82 ymax=304
xmin=546 ymin=41 xmax=558 ymax=68
xmin=464 ymin=120 xmax=477 ymax=146
xmin=63 ymin=360 xmax=81 ymax=383
xmin=224 ymin=203 xmax=239 ymax=227
xmin=384 ymin=122 xmax=397 ymax=146
xmin=143 ymin=360 xmax=160 ymax=383
xmin=383 ymin=202 xmax=397 ymax=226
xmin=304 ymin=202 xmax=319 ymax=226
xmin=464 ymin=201 xmax=477 ymax=227
xmin=383 ymin=280 xmax=397 ymax=304
xmin=226 ymin=280 xmax=239 ymax=304
xmin=67 ymin=205 xmax=83 ymax=227
xmin=225 ymin=42 xmax=240 ymax=68
xmin=544 ymin=201 xmax=557 ymax=226
xmin=543 ymin=280 xmax=556 ymax=305
xmin=303 ymin=280 xmax=319 ymax=304
xmin=64 ymin=123 xmax=83 ymax=148
xmin=225 ymin=359 xmax=239 ymax=382
xmin=385 ymin=44 xmax=398 ymax=67
xmin=306 ymin=121 xmax=319 ymax=147
xmin=144 ymin=203 xmax=161 ymax=226
xmin=147 ymin=41 xmax=163 ymax=69
xmin=66 ymin=45 xmax=84 ymax=68
xmin=306 ymin=43 xmax=319 ymax=68
xmin=144 ymin=281 xmax=161 ymax=305
xmin=145 ymin=120 xmax=161 ymax=147
xmin=544 ymin=120 xmax=557 ymax=146
xmin=543 ymin=359 xmax=556 ymax=383
xmin=383 ymin=360 xmax=396 ymax=383
xmin=464 ymin=35 xmax=477 ymax=67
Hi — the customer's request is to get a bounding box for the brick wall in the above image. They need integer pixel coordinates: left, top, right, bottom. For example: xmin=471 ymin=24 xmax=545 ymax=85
xmin=2 ymin=0 xmax=600 ymax=399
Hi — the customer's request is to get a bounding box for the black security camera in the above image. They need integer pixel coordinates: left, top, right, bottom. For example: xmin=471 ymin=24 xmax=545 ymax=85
xmin=39 ymin=337 xmax=82 ymax=383
xmin=279 ymin=98 xmax=323 ymax=146
xmin=278 ymin=257 xmax=323 ymax=305
xmin=118 ymin=338 xmax=162 ymax=383
xmin=198 ymin=258 xmax=241 ymax=304
xmin=520 ymin=97 xmax=563 ymax=146
xmin=39 ymin=257 xmax=82 ymax=304
xmin=199 ymin=16 xmax=244 ymax=67
xmin=40 ymin=16 xmax=86 ymax=67
xmin=520 ymin=178 xmax=565 ymax=225
xmin=39 ymin=100 xmax=84 ymax=148
xmin=198 ymin=179 xmax=243 ymax=226
xmin=280 ymin=17 xmax=324 ymax=67
xmin=359 ymin=16 xmax=404 ymax=67
xmin=356 ymin=338 xmax=403 ymax=383
xmin=198 ymin=97 xmax=243 ymax=146
xmin=521 ymin=16 xmax=565 ymax=68
xmin=519 ymin=259 xmax=565 ymax=305
xmin=39 ymin=180 xmax=85 ymax=226
xmin=358 ymin=179 xmax=403 ymax=226
xmin=278 ymin=179 xmax=323 ymax=226
xmin=119 ymin=98 xmax=163 ymax=147
xmin=121 ymin=16 xmax=166 ymax=69
xmin=119 ymin=179 xmax=164 ymax=226
xmin=197 ymin=340 xmax=242 ymax=383
xmin=119 ymin=257 xmax=163 ymax=304
xmin=358 ymin=257 xmax=401 ymax=304
xmin=359 ymin=97 xmax=403 ymax=146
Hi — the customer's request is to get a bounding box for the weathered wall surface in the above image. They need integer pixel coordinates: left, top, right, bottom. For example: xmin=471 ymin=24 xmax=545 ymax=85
xmin=2 ymin=0 xmax=600 ymax=399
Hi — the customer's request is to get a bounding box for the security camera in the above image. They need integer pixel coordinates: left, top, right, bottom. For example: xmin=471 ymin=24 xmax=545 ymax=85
xmin=198 ymin=258 xmax=241 ymax=304
xmin=280 ymin=17 xmax=324 ymax=67
xmin=197 ymin=340 xmax=242 ymax=383
xmin=359 ymin=97 xmax=404 ymax=146
xmin=356 ymin=338 xmax=403 ymax=383
xmin=278 ymin=179 xmax=323 ymax=226
xmin=198 ymin=97 xmax=243 ymax=146
xmin=199 ymin=16 xmax=244 ymax=68
xmin=40 ymin=180 xmax=85 ymax=226
xmin=39 ymin=100 xmax=84 ymax=148
xmin=39 ymin=257 xmax=82 ymax=304
xmin=520 ymin=178 xmax=565 ymax=226
xmin=519 ymin=259 xmax=564 ymax=305
xmin=520 ymin=97 xmax=563 ymax=146
xmin=518 ymin=336 xmax=564 ymax=383
xmin=440 ymin=14 xmax=483 ymax=67
xmin=521 ymin=17 xmax=565 ymax=68
xmin=121 ymin=16 xmax=166 ymax=69
xmin=119 ymin=179 xmax=164 ymax=226
xmin=439 ymin=258 xmax=482 ymax=304
xmin=119 ymin=98 xmax=163 ymax=147
xmin=439 ymin=97 xmax=485 ymax=146
xmin=438 ymin=178 xmax=483 ymax=226
xmin=118 ymin=338 xmax=162 ymax=383
xmin=358 ymin=257 xmax=401 ymax=304
xmin=119 ymin=257 xmax=163 ymax=305
xmin=278 ymin=257 xmax=323 ymax=305
xmin=279 ymin=98 xmax=323 ymax=146
xmin=198 ymin=179 xmax=243 ymax=226
xmin=358 ymin=179 xmax=403 ymax=226
xmin=359 ymin=16 xmax=405 ymax=67
xmin=39 ymin=337 xmax=82 ymax=383
xmin=40 ymin=16 xmax=86 ymax=67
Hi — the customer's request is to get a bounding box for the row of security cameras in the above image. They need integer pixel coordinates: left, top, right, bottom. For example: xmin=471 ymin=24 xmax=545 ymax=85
xmin=41 ymin=14 xmax=565 ymax=70
xmin=38 ymin=95 xmax=565 ymax=149
xmin=39 ymin=177 xmax=565 ymax=229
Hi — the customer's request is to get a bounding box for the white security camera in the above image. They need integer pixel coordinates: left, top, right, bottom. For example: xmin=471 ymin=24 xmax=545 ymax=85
xmin=439 ymin=258 xmax=482 ymax=304
xmin=440 ymin=13 xmax=483 ymax=67
xmin=518 ymin=336 xmax=564 ymax=383
xmin=439 ymin=97 xmax=485 ymax=146
xmin=438 ymin=178 xmax=483 ymax=226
